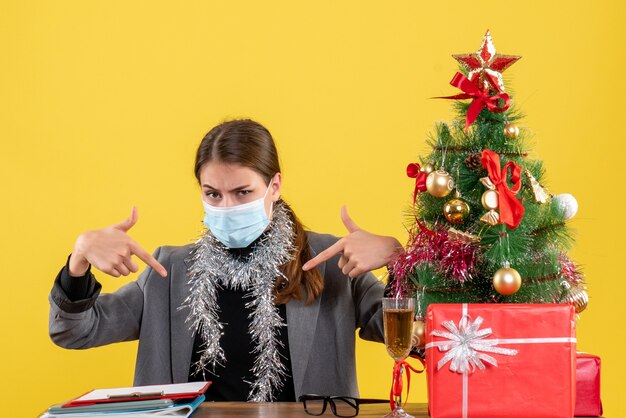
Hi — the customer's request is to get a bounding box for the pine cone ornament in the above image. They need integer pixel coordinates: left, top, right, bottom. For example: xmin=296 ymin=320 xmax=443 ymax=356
xmin=464 ymin=153 xmax=483 ymax=171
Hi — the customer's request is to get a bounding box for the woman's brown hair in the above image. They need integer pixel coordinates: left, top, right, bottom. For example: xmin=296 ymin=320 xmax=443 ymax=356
xmin=194 ymin=119 xmax=324 ymax=304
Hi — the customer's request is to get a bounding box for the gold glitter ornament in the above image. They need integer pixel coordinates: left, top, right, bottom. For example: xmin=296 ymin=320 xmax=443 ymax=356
xmin=411 ymin=319 xmax=426 ymax=349
xmin=448 ymin=228 xmax=481 ymax=243
xmin=480 ymin=211 xmax=500 ymax=225
xmin=420 ymin=162 xmax=435 ymax=174
xmin=561 ymin=281 xmax=588 ymax=313
xmin=503 ymin=123 xmax=520 ymax=139
xmin=493 ymin=264 xmax=522 ymax=295
xmin=426 ymin=169 xmax=455 ymax=198
xmin=444 ymin=194 xmax=470 ymax=224
xmin=525 ymin=169 xmax=549 ymax=204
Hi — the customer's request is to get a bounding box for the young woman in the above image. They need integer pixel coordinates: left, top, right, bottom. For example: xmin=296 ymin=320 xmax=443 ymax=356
xmin=48 ymin=119 xmax=399 ymax=402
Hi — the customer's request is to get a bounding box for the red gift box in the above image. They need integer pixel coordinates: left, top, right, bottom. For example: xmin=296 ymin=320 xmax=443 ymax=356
xmin=575 ymin=353 xmax=602 ymax=416
xmin=425 ymin=304 xmax=576 ymax=418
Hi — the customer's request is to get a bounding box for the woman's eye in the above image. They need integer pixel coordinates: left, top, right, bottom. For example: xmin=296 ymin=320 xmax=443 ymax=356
xmin=237 ymin=190 xmax=251 ymax=196
xmin=205 ymin=192 xmax=220 ymax=199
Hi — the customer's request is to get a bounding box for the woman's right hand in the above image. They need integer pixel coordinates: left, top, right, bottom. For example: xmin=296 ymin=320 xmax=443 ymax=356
xmin=302 ymin=206 xmax=403 ymax=278
xmin=68 ymin=207 xmax=168 ymax=278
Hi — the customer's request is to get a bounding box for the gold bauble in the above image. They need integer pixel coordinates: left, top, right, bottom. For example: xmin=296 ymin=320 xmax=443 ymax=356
xmin=481 ymin=189 xmax=499 ymax=210
xmin=420 ymin=163 xmax=435 ymax=174
xmin=426 ymin=170 xmax=454 ymax=198
xmin=569 ymin=288 xmax=589 ymax=314
xmin=493 ymin=266 xmax=522 ymax=295
xmin=503 ymin=123 xmax=520 ymax=139
xmin=444 ymin=197 xmax=470 ymax=224
xmin=561 ymin=281 xmax=589 ymax=314
xmin=411 ymin=319 xmax=426 ymax=349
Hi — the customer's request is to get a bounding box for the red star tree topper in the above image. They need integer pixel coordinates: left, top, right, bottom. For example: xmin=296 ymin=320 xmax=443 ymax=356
xmin=452 ymin=30 xmax=521 ymax=93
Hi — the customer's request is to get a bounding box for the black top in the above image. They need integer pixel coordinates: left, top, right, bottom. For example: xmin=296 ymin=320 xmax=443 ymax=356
xmin=58 ymin=239 xmax=296 ymax=402
xmin=187 ymin=286 xmax=295 ymax=401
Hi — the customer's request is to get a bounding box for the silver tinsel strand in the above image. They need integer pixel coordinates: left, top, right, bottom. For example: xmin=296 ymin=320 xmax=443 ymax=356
xmin=181 ymin=202 xmax=295 ymax=402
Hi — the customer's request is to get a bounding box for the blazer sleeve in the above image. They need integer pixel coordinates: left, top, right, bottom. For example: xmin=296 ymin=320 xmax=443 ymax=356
xmin=48 ymin=247 xmax=164 ymax=350
xmin=352 ymin=270 xmax=385 ymax=343
xmin=307 ymin=231 xmax=386 ymax=344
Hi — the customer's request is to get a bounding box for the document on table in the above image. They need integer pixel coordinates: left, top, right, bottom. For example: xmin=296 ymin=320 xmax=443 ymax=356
xmin=63 ymin=382 xmax=210 ymax=407
xmin=39 ymin=394 xmax=205 ymax=418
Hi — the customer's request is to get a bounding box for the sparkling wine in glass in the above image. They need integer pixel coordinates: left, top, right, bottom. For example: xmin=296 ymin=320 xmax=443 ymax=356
xmin=382 ymin=297 xmax=415 ymax=418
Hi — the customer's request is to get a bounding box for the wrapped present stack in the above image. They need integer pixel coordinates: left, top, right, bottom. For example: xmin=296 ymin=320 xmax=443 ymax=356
xmin=391 ymin=31 xmax=602 ymax=417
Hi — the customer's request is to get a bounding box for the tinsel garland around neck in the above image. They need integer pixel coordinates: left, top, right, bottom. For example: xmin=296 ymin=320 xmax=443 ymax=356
xmin=181 ymin=202 xmax=295 ymax=402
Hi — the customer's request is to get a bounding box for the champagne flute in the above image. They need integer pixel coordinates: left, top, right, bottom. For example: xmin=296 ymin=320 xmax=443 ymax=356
xmin=382 ymin=297 xmax=415 ymax=418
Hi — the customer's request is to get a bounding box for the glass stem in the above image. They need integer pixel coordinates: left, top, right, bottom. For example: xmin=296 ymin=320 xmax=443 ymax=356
xmin=395 ymin=363 xmax=403 ymax=410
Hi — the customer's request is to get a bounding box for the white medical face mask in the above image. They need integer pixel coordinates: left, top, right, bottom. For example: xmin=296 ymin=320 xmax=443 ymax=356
xmin=202 ymin=181 xmax=273 ymax=248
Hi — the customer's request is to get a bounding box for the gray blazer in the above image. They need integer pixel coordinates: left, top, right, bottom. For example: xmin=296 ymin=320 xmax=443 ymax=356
xmin=49 ymin=232 xmax=385 ymax=399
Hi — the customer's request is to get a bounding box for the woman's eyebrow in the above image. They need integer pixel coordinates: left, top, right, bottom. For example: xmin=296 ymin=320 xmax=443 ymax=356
xmin=202 ymin=184 xmax=252 ymax=192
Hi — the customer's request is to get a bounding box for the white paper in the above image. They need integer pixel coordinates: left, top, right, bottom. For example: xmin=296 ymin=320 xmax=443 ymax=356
xmin=75 ymin=382 xmax=208 ymax=402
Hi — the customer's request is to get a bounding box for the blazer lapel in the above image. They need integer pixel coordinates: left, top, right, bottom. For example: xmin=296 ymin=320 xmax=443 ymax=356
xmin=170 ymin=256 xmax=195 ymax=383
xmin=286 ymin=257 xmax=324 ymax=397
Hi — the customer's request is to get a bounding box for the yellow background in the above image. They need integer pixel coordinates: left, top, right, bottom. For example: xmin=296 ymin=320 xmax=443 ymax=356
xmin=1 ymin=1 xmax=624 ymax=416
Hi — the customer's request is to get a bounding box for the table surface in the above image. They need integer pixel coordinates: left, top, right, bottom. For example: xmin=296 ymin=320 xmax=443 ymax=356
xmin=192 ymin=402 xmax=603 ymax=417
xmin=193 ymin=402 xmax=428 ymax=417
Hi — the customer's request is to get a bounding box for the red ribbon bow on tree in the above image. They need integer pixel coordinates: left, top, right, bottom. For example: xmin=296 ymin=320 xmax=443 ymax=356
xmin=438 ymin=72 xmax=511 ymax=131
xmin=406 ymin=163 xmax=428 ymax=204
xmin=389 ymin=357 xmax=425 ymax=410
xmin=480 ymin=149 xmax=525 ymax=229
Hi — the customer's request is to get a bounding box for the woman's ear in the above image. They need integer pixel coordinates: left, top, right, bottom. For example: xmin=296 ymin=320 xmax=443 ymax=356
xmin=270 ymin=172 xmax=282 ymax=201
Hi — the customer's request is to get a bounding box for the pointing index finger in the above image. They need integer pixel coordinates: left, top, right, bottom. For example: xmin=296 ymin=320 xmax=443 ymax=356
xmin=302 ymin=238 xmax=345 ymax=271
xmin=113 ymin=206 xmax=139 ymax=233
xmin=341 ymin=205 xmax=360 ymax=233
xmin=129 ymin=241 xmax=168 ymax=277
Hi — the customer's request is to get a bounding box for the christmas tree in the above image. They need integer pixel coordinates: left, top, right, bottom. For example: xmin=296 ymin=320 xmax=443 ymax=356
xmin=390 ymin=31 xmax=588 ymax=339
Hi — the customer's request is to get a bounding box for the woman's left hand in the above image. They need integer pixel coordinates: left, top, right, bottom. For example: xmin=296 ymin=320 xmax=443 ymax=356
xmin=302 ymin=206 xmax=403 ymax=278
